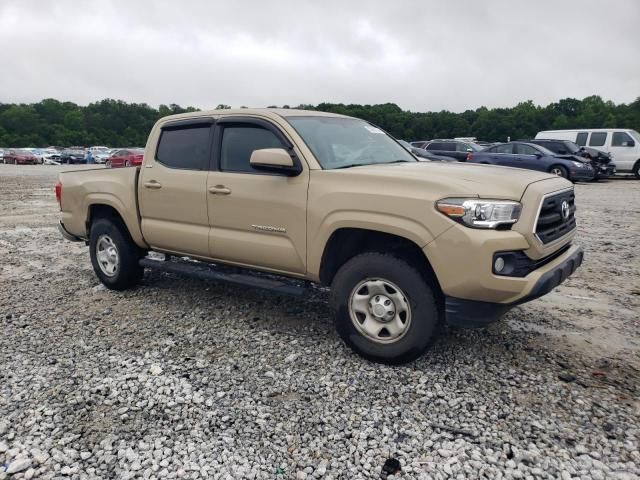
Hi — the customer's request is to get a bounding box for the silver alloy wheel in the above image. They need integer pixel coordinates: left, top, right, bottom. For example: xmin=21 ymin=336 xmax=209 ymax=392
xmin=96 ymin=234 xmax=119 ymax=277
xmin=551 ymin=167 xmax=563 ymax=176
xmin=349 ymin=278 xmax=412 ymax=344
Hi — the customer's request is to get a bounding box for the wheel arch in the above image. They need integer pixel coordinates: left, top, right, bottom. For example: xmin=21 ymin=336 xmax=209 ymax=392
xmin=318 ymin=227 xmax=443 ymax=301
xmin=85 ymin=198 xmax=148 ymax=248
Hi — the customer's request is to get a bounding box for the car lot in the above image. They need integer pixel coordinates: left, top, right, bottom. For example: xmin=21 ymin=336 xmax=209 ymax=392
xmin=0 ymin=164 xmax=638 ymax=479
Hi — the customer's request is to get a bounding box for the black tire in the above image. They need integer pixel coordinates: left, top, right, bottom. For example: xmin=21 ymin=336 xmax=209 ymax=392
xmin=89 ymin=217 xmax=143 ymax=290
xmin=633 ymin=161 xmax=640 ymax=179
xmin=330 ymin=252 xmax=440 ymax=364
xmin=549 ymin=165 xmax=568 ymax=179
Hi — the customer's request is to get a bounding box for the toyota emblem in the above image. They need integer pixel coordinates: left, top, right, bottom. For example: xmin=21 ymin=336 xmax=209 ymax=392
xmin=561 ymin=200 xmax=570 ymax=220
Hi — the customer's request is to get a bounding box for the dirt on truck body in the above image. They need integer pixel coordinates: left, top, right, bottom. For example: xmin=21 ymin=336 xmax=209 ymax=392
xmin=57 ymin=109 xmax=583 ymax=363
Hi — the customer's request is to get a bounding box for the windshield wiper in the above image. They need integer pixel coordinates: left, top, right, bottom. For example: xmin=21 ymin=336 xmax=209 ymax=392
xmin=333 ymin=163 xmax=370 ymax=169
xmin=334 ymin=159 xmax=413 ymax=169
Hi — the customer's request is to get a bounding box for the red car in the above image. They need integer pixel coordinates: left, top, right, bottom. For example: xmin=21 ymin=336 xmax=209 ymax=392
xmin=106 ymin=149 xmax=144 ymax=168
xmin=3 ymin=149 xmax=39 ymax=165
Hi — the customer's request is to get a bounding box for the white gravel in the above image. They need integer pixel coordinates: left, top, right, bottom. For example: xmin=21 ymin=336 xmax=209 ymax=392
xmin=0 ymin=165 xmax=639 ymax=479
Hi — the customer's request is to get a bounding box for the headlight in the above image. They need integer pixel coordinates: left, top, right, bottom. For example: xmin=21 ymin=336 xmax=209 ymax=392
xmin=436 ymin=198 xmax=522 ymax=229
xmin=572 ymin=161 xmax=585 ymax=168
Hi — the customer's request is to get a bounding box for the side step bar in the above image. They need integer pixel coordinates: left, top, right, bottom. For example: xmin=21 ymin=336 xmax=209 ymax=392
xmin=139 ymin=258 xmax=308 ymax=297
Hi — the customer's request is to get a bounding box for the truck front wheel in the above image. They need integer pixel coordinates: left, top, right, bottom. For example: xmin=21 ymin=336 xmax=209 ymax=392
xmin=89 ymin=218 xmax=143 ymax=290
xmin=330 ymin=252 xmax=439 ymax=364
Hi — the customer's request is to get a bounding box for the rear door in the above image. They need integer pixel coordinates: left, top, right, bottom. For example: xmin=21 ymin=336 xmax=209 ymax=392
xmin=206 ymin=117 xmax=309 ymax=275
xmin=487 ymin=143 xmax=514 ymax=166
xmin=138 ymin=119 xmax=214 ymax=257
xmin=609 ymin=131 xmax=636 ymax=171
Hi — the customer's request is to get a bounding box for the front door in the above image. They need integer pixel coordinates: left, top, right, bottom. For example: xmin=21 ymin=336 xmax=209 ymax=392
xmin=609 ymin=131 xmax=637 ymax=172
xmin=138 ymin=120 xmax=213 ymax=257
xmin=206 ymin=119 xmax=309 ymax=275
xmin=515 ymin=143 xmax=545 ymax=171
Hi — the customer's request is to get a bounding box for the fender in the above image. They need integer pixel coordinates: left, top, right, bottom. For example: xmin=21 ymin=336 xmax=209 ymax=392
xmin=307 ymin=210 xmax=445 ymax=280
xmin=84 ymin=193 xmax=148 ymax=248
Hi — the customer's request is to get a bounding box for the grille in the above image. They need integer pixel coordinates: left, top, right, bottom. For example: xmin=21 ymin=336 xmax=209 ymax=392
xmin=535 ymin=189 xmax=576 ymax=244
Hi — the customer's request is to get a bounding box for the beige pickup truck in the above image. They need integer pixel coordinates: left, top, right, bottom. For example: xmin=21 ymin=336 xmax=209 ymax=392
xmin=57 ymin=109 xmax=583 ymax=363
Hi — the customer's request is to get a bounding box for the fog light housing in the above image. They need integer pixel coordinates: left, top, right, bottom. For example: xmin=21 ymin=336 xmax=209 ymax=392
xmin=494 ymin=256 xmax=505 ymax=273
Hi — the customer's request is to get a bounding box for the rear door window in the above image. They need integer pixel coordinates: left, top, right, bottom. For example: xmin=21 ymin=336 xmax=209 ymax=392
xmin=426 ymin=142 xmax=448 ymax=151
xmin=589 ymin=132 xmax=607 ymax=147
xmin=515 ymin=144 xmax=539 ymax=155
xmin=494 ymin=144 xmax=513 ymax=154
xmin=156 ymin=125 xmax=212 ymax=170
xmin=575 ymin=132 xmax=588 ymax=146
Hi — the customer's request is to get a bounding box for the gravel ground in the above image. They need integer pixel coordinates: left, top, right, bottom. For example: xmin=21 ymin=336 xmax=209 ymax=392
xmin=0 ymin=164 xmax=638 ymax=479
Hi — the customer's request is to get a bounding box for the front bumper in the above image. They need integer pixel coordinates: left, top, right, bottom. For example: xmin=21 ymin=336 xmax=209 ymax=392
xmin=445 ymin=246 xmax=583 ymax=327
xmin=569 ymin=167 xmax=596 ymax=182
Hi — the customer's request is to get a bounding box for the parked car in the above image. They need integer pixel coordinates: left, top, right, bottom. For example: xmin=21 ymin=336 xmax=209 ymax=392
xmin=42 ymin=149 xmax=62 ymax=165
xmin=0 ymin=149 xmax=5 ymax=162
xmin=57 ymin=108 xmax=583 ymax=364
xmin=60 ymin=148 xmax=87 ymax=164
xmin=398 ymin=140 xmax=456 ymax=162
xmin=3 ymin=149 xmax=39 ymax=165
xmin=89 ymin=146 xmax=112 ymax=164
xmin=535 ymin=129 xmax=640 ymax=177
xmin=527 ymin=139 xmax=615 ymax=180
xmin=468 ymin=141 xmax=595 ymax=182
xmin=106 ymin=148 xmax=144 ymax=167
xmin=421 ymin=139 xmax=484 ymax=161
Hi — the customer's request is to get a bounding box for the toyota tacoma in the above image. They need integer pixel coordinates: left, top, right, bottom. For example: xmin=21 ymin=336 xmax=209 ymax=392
xmin=57 ymin=109 xmax=583 ymax=364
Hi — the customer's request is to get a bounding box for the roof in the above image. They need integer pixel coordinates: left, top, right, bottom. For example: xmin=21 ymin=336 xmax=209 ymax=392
xmin=156 ymin=108 xmax=353 ymax=124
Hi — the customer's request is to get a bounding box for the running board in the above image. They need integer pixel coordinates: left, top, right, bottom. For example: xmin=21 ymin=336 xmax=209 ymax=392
xmin=139 ymin=258 xmax=308 ymax=297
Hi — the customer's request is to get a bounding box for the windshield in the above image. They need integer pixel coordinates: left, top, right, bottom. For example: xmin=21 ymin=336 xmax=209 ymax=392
xmin=561 ymin=141 xmax=580 ymax=154
xmin=286 ymin=116 xmax=415 ymax=169
xmin=629 ymin=130 xmax=640 ymax=143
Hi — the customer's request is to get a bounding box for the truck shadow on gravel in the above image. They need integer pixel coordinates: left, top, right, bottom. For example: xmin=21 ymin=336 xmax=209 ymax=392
xmin=133 ymin=270 xmax=639 ymax=396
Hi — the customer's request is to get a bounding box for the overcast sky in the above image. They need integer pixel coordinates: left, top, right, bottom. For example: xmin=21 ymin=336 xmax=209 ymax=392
xmin=1 ymin=0 xmax=638 ymax=112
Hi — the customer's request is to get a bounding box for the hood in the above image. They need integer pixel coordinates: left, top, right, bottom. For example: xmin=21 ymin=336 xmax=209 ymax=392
xmin=332 ymin=161 xmax=557 ymax=200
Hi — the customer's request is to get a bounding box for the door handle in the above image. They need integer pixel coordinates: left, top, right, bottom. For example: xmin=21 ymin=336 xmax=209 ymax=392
xmin=208 ymin=185 xmax=231 ymax=195
xmin=143 ymin=180 xmax=162 ymax=189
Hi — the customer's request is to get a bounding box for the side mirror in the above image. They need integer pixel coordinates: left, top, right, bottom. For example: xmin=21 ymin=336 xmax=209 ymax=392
xmin=624 ymin=140 xmax=635 ymax=147
xmin=466 ymin=148 xmax=473 ymax=152
xmin=249 ymin=148 xmax=301 ymax=176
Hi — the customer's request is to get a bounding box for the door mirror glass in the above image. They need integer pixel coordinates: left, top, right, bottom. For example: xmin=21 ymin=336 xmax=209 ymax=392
xmin=249 ymin=148 xmax=301 ymax=176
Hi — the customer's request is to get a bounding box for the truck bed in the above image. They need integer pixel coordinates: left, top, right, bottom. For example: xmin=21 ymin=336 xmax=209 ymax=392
xmin=58 ymin=166 xmax=146 ymax=246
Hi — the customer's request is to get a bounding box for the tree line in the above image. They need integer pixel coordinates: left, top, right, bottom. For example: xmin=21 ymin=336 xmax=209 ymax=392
xmin=0 ymin=95 xmax=638 ymax=148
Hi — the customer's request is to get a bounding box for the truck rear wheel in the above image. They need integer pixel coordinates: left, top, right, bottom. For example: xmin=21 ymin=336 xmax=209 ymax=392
xmin=89 ymin=218 xmax=143 ymax=290
xmin=330 ymin=252 xmax=439 ymax=364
